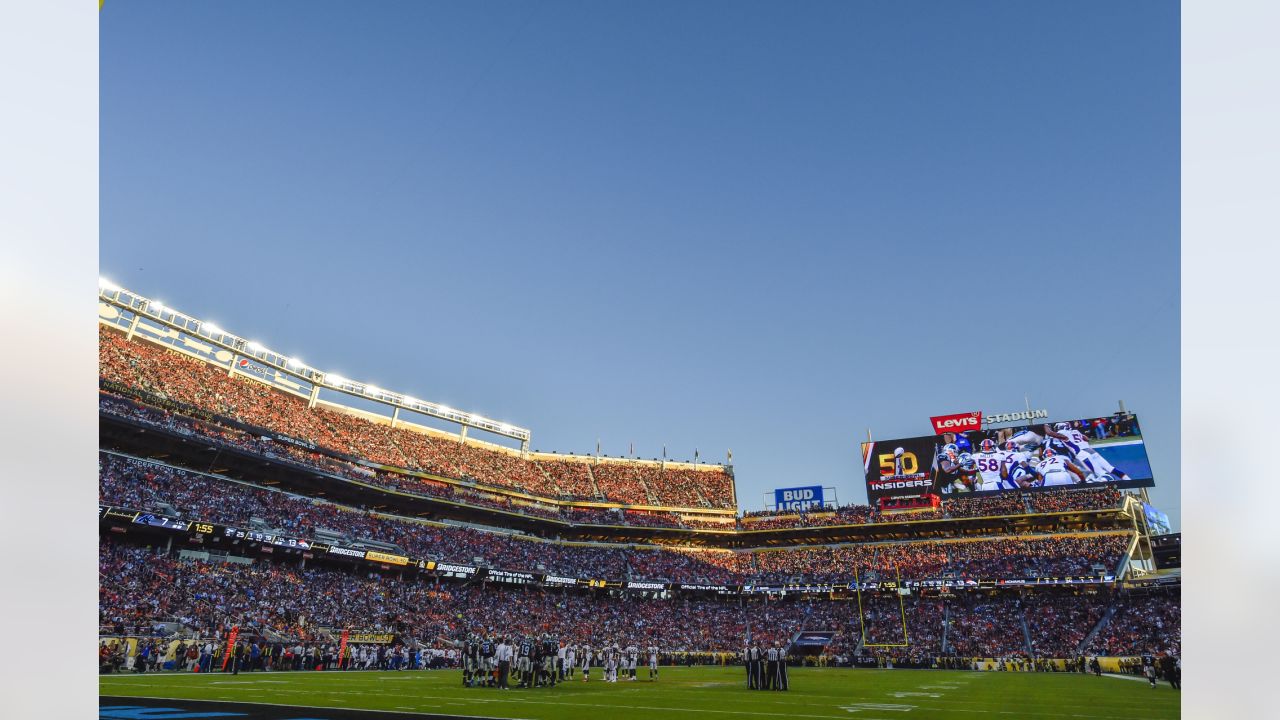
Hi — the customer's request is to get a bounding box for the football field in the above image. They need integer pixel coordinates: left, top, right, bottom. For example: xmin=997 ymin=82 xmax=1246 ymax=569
xmin=100 ymin=666 xmax=1180 ymax=720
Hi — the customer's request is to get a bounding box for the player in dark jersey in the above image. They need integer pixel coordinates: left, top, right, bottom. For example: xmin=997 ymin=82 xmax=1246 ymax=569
xmin=1142 ymin=653 xmax=1158 ymax=688
xmin=540 ymin=635 xmax=558 ymax=687
xmin=518 ymin=635 xmax=535 ymax=688
xmin=480 ymin=636 xmax=496 ymax=687
xmin=464 ymin=634 xmax=479 ymax=687
xmin=937 ymin=443 xmax=977 ymax=493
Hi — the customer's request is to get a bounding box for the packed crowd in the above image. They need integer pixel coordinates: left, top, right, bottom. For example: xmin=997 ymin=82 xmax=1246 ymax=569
xmin=852 ymin=594 xmax=945 ymax=659
xmin=100 ymin=452 xmax=1133 ymax=586
xmin=1025 ymin=593 xmax=1108 ymax=657
xmin=101 ymin=392 xmax=732 ymax=529
xmin=1086 ymin=591 xmax=1181 ymax=657
xmin=945 ymin=595 xmax=1032 ymax=658
xmin=100 ymin=327 xmax=736 ymax=508
xmin=100 ymin=540 xmax=830 ymax=652
xmin=102 ymin=387 xmax=1131 ymax=544
xmin=946 ymin=535 xmax=1128 ymax=579
xmin=99 ymin=537 xmax=1177 ymax=661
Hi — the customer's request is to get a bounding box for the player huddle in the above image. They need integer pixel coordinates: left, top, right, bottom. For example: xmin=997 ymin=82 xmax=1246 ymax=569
xmin=576 ymin=642 xmax=660 ymax=683
xmin=933 ymin=423 xmax=1134 ymax=493
xmin=457 ymin=633 xmax=660 ymax=689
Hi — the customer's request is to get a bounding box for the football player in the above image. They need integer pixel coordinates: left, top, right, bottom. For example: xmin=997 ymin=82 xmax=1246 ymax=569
xmin=937 ymin=443 xmax=977 ymax=493
xmin=541 ymin=634 xmax=558 ymax=687
xmin=1043 ymin=422 xmax=1133 ymax=482
xmin=970 ymin=438 xmax=1008 ymax=492
xmin=518 ymin=634 xmax=534 ymax=688
xmin=1033 ymin=447 xmax=1089 ymax=486
xmin=647 ymin=643 xmax=659 ymax=681
xmin=1000 ymin=440 xmax=1037 ymax=489
xmin=626 ymin=643 xmax=639 ymax=680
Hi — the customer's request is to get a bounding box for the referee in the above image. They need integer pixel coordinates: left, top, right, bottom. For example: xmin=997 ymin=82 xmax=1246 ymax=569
xmin=764 ymin=645 xmax=778 ymax=690
xmin=774 ymin=642 xmax=789 ymax=691
xmin=496 ymin=637 xmax=513 ymax=690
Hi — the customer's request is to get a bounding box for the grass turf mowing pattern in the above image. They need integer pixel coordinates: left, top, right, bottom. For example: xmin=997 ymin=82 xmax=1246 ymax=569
xmin=100 ymin=666 xmax=1180 ymax=719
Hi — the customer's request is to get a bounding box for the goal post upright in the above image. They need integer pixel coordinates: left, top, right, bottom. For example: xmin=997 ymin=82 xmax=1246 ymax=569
xmin=854 ymin=563 xmax=911 ymax=648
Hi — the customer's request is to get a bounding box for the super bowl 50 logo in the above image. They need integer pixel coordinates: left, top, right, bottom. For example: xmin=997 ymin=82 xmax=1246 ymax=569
xmin=879 ymin=447 xmax=920 ymax=476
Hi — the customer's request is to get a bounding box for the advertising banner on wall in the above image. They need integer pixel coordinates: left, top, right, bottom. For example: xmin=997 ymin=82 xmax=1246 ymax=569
xmin=862 ymin=414 xmax=1154 ymax=503
xmin=773 ymin=485 xmax=826 ymax=511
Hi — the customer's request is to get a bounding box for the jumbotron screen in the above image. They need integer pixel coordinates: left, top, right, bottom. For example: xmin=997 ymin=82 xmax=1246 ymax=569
xmin=861 ymin=414 xmax=1155 ymax=502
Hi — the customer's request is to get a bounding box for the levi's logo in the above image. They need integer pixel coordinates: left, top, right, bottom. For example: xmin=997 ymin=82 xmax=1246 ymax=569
xmin=930 ymin=411 xmax=982 ymax=434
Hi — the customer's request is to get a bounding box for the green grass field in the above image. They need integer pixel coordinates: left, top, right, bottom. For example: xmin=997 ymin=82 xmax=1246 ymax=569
xmin=100 ymin=666 xmax=1180 ymax=719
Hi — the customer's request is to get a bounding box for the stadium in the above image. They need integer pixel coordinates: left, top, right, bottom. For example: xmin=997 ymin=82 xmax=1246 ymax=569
xmin=96 ymin=283 xmax=1182 ymax=720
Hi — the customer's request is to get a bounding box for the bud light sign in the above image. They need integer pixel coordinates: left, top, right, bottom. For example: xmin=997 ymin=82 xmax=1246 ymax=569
xmin=774 ymin=485 xmax=824 ymax=511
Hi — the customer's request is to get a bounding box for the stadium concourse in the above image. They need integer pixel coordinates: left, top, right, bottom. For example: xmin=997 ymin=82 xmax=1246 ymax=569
xmin=97 ymin=295 xmax=1180 ymax=700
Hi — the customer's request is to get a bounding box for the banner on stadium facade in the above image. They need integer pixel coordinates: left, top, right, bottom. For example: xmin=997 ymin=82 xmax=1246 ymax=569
xmin=540 ymin=574 xmax=579 ymax=586
xmin=773 ymin=485 xmax=825 ymax=512
xmin=792 ymin=631 xmax=836 ymax=648
xmin=344 ymin=632 xmax=395 ymax=644
xmin=364 ymin=550 xmax=408 ymax=566
xmin=485 ymin=569 xmax=535 ymax=584
xmin=676 ymin=583 xmax=735 ymax=594
xmin=861 ymin=413 xmax=1155 ymax=503
xmin=421 ymin=560 xmax=478 ymax=578
xmin=624 ymin=581 xmax=668 ymax=591
xmin=929 ymin=411 xmax=982 ymax=434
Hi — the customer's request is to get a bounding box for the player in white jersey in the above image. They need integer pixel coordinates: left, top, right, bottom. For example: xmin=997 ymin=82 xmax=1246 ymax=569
xmin=647 ymin=644 xmax=659 ymax=680
xmin=970 ymin=438 xmax=1008 ymax=491
xmin=1043 ymin=423 xmax=1133 ymax=482
xmin=1033 ymin=447 xmax=1089 ymax=486
xmin=1006 ymin=429 xmax=1043 ymax=450
xmin=603 ymin=644 xmax=618 ymax=682
xmin=580 ymin=645 xmax=592 ymax=681
xmin=625 ymin=644 xmax=639 ymax=680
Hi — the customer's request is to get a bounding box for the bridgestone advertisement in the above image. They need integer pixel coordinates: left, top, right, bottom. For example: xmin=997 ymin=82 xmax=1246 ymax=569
xmin=861 ymin=414 xmax=1155 ymax=502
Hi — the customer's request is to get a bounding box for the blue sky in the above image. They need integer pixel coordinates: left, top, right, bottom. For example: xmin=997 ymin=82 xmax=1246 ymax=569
xmin=101 ymin=1 xmax=1179 ymax=526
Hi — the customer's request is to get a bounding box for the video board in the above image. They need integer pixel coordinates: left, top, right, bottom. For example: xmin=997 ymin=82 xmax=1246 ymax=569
xmin=861 ymin=414 xmax=1154 ymax=502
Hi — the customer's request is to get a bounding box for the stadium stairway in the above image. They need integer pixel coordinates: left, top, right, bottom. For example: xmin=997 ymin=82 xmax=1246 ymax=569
xmin=1019 ymin=611 xmax=1034 ymax=656
xmin=640 ymin=477 xmax=660 ymax=505
xmin=534 ymin=464 xmax=565 ymax=498
xmin=1077 ymin=604 xmax=1119 ymax=656
xmin=584 ymin=465 xmax=605 ymax=501
xmin=941 ymin=603 xmax=951 ymax=654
